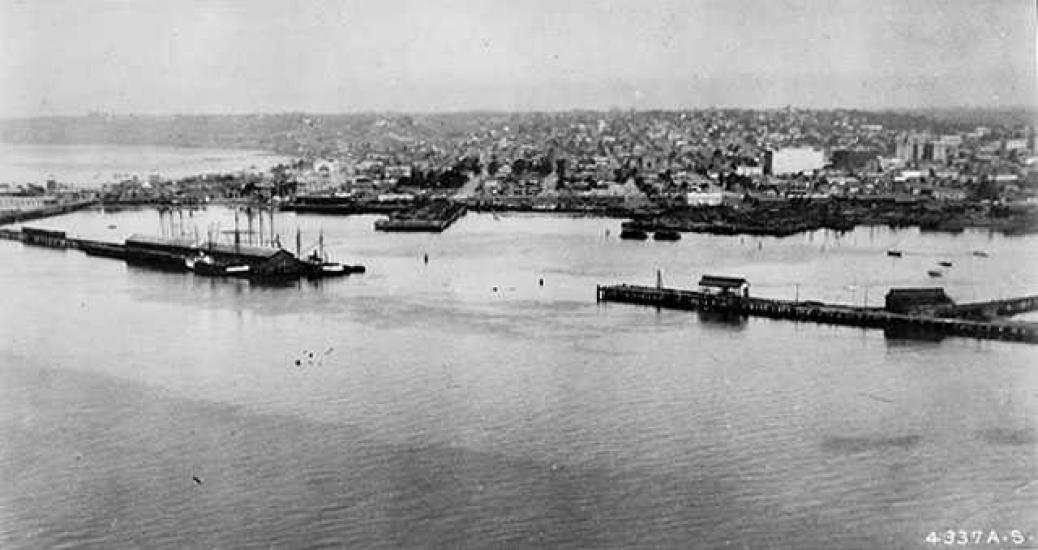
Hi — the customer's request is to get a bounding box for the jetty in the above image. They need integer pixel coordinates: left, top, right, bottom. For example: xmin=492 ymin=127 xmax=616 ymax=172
xmin=374 ymin=201 xmax=467 ymax=232
xmin=2 ymin=226 xmax=364 ymax=282
xmin=0 ymin=200 xmax=97 ymax=226
xmin=596 ymin=277 xmax=1038 ymax=344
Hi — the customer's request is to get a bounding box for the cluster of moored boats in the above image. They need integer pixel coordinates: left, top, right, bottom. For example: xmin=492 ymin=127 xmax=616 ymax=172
xmin=885 ymin=249 xmax=989 ymax=278
xmin=74 ymin=224 xmax=368 ymax=282
xmin=182 ymin=248 xmax=365 ymax=279
xmin=181 ymin=228 xmax=365 ymax=280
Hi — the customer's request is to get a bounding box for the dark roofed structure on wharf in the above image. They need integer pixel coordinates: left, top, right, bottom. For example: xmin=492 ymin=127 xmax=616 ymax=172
xmin=884 ymin=288 xmax=955 ymax=315
xmin=21 ymin=226 xmax=68 ymax=247
xmin=125 ymin=234 xmax=198 ymax=270
xmin=125 ymin=234 xmax=309 ymax=277
xmin=198 ymin=242 xmax=303 ymax=278
xmin=698 ymin=275 xmax=750 ymax=298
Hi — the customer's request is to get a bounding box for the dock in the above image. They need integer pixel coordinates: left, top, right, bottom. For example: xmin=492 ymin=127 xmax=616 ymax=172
xmin=374 ymin=201 xmax=467 ymax=232
xmin=0 ymin=200 xmax=97 ymax=226
xmin=2 ymin=227 xmax=364 ymax=282
xmin=596 ymin=284 xmax=1038 ymax=344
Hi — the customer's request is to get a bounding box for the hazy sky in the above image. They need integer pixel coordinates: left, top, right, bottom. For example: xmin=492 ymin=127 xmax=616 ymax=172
xmin=1 ymin=0 xmax=1034 ymax=115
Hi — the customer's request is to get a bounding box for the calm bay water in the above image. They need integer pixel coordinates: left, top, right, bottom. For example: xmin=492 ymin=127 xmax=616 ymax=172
xmin=1 ymin=207 xmax=1036 ymax=549
xmin=0 ymin=143 xmax=289 ymax=186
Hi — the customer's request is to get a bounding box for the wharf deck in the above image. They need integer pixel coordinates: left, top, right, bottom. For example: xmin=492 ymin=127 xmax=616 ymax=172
xmin=596 ymin=284 xmax=1038 ymax=344
xmin=0 ymin=200 xmax=97 ymax=225
xmin=374 ymin=204 xmax=467 ymax=232
xmin=942 ymin=296 xmax=1038 ymax=319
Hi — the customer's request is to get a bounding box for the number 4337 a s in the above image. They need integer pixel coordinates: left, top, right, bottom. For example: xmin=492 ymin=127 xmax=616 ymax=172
xmin=925 ymin=530 xmax=1026 ymax=545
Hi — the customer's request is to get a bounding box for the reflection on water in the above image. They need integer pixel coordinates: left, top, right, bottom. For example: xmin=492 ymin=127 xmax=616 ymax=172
xmin=695 ymin=309 xmax=748 ymax=329
xmin=0 ymin=209 xmax=1036 ymax=548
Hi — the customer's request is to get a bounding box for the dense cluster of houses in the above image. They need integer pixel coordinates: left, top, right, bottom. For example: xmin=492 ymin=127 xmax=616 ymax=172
xmin=285 ymin=109 xmax=1037 ymax=211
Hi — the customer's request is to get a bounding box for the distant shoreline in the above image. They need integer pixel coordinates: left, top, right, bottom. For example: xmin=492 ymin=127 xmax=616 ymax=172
xmin=1 ymin=107 xmax=1035 ymax=157
xmin=0 ymin=143 xmax=291 ymax=187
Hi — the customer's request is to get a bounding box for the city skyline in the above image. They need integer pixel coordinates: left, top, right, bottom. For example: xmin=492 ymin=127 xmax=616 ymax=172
xmin=1 ymin=0 xmax=1035 ymax=116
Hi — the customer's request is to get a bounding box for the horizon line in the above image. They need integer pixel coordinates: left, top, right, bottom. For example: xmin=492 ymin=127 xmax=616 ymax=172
xmin=2 ymin=104 xmax=1037 ymax=122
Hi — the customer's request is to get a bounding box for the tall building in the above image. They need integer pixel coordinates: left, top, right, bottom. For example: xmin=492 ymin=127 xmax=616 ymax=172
xmin=831 ymin=148 xmax=882 ymax=172
xmin=895 ymin=134 xmax=928 ymax=163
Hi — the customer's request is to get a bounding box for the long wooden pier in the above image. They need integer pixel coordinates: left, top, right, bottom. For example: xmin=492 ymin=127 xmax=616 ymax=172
xmin=0 ymin=200 xmax=97 ymax=225
xmin=596 ymin=284 xmax=1038 ymax=344
xmin=942 ymin=296 xmax=1038 ymax=320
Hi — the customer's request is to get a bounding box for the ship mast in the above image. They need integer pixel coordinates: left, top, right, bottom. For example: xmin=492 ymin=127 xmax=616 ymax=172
xmin=269 ymin=204 xmax=275 ymax=247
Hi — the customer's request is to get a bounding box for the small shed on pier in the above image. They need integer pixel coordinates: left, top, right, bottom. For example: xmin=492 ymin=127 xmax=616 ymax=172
xmin=884 ymin=288 xmax=955 ymax=315
xmin=698 ymin=275 xmax=750 ymax=297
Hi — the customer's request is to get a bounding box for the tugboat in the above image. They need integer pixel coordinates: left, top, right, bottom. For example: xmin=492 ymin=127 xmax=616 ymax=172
xmin=653 ymin=230 xmax=681 ymax=241
xmin=886 ymin=249 xmax=903 ymax=257
xmin=300 ymin=229 xmax=365 ymax=278
xmin=938 ymin=261 xmax=953 ymax=267
xmin=927 ymin=269 xmax=943 ymax=278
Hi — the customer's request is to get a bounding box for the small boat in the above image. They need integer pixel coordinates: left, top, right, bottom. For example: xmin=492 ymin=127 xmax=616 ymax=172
xmin=653 ymin=230 xmax=681 ymax=241
xmin=303 ymin=255 xmax=365 ymax=277
xmin=186 ymin=254 xmax=222 ymax=276
xmin=927 ymin=270 xmax=942 ymax=278
xmin=886 ymin=249 xmax=902 ymax=257
xmin=938 ymin=261 xmax=953 ymax=267
xmin=619 ymin=228 xmax=648 ymax=240
xmin=972 ymin=251 xmax=989 ymax=258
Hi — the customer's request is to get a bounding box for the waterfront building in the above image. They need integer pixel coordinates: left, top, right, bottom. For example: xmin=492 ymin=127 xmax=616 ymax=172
xmin=125 ymin=234 xmax=199 ymax=269
xmin=0 ymin=195 xmax=53 ymax=211
xmin=830 ymin=148 xmax=883 ymax=172
xmin=698 ymin=275 xmax=750 ymax=298
xmin=884 ymin=288 xmax=954 ymax=315
xmin=21 ymin=227 xmax=67 ymax=247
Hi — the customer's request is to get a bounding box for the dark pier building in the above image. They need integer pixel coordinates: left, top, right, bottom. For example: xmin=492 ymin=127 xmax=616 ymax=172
xmin=884 ymin=288 xmax=955 ymax=315
xmin=125 ymin=234 xmax=198 ymax=270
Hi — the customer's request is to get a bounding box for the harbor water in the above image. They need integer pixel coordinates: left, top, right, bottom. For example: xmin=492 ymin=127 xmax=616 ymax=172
xmin=0 ymin=143 xmax=289 ymax=186
xmin=1 ymin=208 xmax=1036 ymax=548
